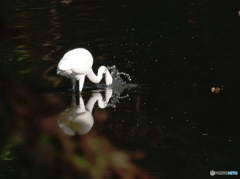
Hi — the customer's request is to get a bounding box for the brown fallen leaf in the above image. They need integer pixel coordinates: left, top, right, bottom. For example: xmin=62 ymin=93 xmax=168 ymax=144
xmin=211 ymin=87 xmax=220 ymax=94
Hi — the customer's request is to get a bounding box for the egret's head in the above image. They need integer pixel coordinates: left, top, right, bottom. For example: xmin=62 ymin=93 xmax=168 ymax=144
xmin=105 ymin=71 xmax=113 ymax=86
xmin=98 ymin=66 xmax=107 ymax=74
xmin=98 ymin=66 xmax=113 ymax=85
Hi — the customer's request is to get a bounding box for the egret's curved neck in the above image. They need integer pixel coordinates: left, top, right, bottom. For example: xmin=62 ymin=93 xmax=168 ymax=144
xmin=87 ymin=68 xmax=104 ymax=83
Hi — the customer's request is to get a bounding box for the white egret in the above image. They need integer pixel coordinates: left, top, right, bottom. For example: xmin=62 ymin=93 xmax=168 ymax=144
xmin=57 ymin=48 xmax=113 ymax=92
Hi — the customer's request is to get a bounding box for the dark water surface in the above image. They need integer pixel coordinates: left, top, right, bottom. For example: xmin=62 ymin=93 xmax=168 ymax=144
xmin=1 ymin=0 xmax=240 ymax=178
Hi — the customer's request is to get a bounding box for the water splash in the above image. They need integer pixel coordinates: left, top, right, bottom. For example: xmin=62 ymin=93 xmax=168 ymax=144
xmin=107 ymin=65 xmax=131 ymax=87
xmin=106 ymin=65 xmax=133 ymax=107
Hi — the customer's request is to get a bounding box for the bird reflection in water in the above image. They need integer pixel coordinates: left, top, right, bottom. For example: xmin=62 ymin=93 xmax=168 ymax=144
xmin=57 ymin=48 xmax=135 ymax=135
xmin=58 ymin=88 xmax=112 ymax=135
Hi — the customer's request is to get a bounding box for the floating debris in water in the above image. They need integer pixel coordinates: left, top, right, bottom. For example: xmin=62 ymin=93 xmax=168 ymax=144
xmin=211 ymin=87 xmax=220 ymax=94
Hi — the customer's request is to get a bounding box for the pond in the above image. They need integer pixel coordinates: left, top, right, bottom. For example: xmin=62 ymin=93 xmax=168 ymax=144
xmin=0 ymin=0 xmax=239 ymax=178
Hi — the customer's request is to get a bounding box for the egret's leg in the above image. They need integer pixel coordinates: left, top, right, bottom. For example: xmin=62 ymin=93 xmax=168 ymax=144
xmin=71 ymin=78 xmax=76 ymax=92
xmin=79 ymin=76 xmax=85 ymax=92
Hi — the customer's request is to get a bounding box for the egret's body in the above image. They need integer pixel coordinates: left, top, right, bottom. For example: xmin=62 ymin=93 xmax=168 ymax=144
xmin=57 ymin=48 xmax=112 ymax=92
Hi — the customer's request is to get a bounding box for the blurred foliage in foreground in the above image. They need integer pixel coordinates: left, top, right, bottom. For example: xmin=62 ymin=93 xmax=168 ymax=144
xmin=0 ymin=84 xmax=153 ymax=179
